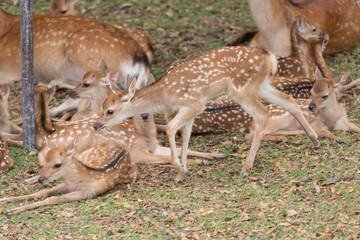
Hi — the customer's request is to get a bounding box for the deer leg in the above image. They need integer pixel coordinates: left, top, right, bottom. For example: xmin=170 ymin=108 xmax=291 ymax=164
xmin=166 ymin=106 xmax=203 ymax=183
xmin=0 ymin=184 xmax=67 ymax=204
xmin=258 ymin=84 xmax=320 ymax=147
xmin=9 ymin=122 xmax=23 ymax=134
xmin=179 ymin=118 xmax=195 ymax=172
xmin=21 ymin=175 xmax=40 ymax=185
xmin=232 ymin=92 xmax=269 ymax=174
xmin=133 ymin=150 xmax=208 ymax=165
xmin=156 ymin=124 xmax=167 ymax=133
xmin=5 ymin=190 xmax=89 ymax=216
xmin=50 ymin=98 xmax=80 ymax=117
xmin=346 ymin=122 xmax=360 ymax=133
xmin=47 ymin=78 xmax=79 ymax=90
xmin=340 ymin=79 xmax=360 ymax=93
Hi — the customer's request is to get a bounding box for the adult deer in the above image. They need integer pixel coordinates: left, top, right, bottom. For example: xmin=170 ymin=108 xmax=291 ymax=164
xmin=0 ymin=141 xmax=138 ymax=215
xmin=227 ymin=0 xmax=360 ymax=56
xmin=48 ymin=0 xmax=155 ymax=64
xmin=0 ymin=8 xmax=150 ymax=89
xmin=94 ymin=46 xmax=319 ymax=183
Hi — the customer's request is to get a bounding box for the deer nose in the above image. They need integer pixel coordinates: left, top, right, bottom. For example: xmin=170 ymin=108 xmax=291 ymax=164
xmin=38 ymin=177 xmax=45 ymax=183
xmin=141 ymin=114 xmax=149 ymax=120
xmin=94 ymin=123 xmax=98 ymax=130
xmin=69 ymin=90 xmax=79 ymax=99
xmin=308 ymin=103 xmax=317 ymax=112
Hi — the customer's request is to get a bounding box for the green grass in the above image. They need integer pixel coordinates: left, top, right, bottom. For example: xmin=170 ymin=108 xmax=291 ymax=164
xmin=1 ymin=0 xmax=360 ymax=239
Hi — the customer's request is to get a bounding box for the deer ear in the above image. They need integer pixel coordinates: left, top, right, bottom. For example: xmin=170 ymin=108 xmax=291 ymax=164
xmin=285 ymin=7 xmax=294 ymax=28
xmin=128 ymin=77 xmax=137 ymax=101
xmin=48 ymin=86 xmax=56 ymax=100
xmin=104 ymin=71 xmax=122 ymax=93
xmin=98 ymin=59 xmax=109 ymax=73
xmin=61 ymin=58 xmax=85 ymax=82
xmin=1 ymin=84 xmax=10 ymax=102
xmin=67 ymin=135 xmax=79 ymax=157
xmin=296 ymin=16 xmax=305 ymax=30
xmin=148 ymin=73 xmax=156 ymax=86
xmin=335 ymin=73 xmax=349 ymax=88
xmin=322 ymin=35 xmax=329 ymax=50
xmin=44 ymin=136 xmax=56 ymax=149
xmin=314 ymin=67 xmax=323 ymax=80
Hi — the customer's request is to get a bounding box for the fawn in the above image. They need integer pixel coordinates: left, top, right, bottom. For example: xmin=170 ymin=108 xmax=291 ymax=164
xmin=0 ymin=140 xmax=138 ymax=215
xmin=0 ymin=8 xmax=150 ymax=89
xmin=0 ymin=135 xmax=13 ymax=174
xmin=94 ymin=46 xmax=319 ymax=182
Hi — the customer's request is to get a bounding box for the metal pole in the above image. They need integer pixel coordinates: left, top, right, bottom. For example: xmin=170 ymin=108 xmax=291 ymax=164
xmin=20 ymin=0 xmax=35 ymax=150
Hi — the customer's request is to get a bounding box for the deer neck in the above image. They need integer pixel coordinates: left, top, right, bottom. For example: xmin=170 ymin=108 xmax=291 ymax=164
xmin=133 ymin=114 xmax=159 ymax=149
xmin=0 ymin=9 xmax=18 ymax=39
xmin=298 ymin=39 xmax=316 ymax=77
xmin=128 ymin=85 xmax=164 ymax=115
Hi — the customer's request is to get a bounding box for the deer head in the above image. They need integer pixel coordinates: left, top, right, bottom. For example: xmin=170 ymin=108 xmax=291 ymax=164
xmin=49 ymin=0 xmax=78 ymax=15
xmin=309 ymin=73 xmax=349 ymax=112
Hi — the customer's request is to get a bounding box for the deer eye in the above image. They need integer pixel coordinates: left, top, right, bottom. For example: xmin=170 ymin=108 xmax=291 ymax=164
xmin=54 ymin=163 xmax=61 ymax=168
xmin=60 ymin=10 xmax=67 ymax=14
xmin=107 ymin=109 xmax=114 ymax=115
xmin=322 ymin=95 xmax=328 ymax=99
xmin=83 ymin=83 xmax=90 ymax=88
xmin=312 ymin=28 xmax=316 ymax=32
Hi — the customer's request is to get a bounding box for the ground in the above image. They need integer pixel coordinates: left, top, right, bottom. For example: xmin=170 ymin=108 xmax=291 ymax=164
xmin=0 ymin=0 xmax=359 ymax=239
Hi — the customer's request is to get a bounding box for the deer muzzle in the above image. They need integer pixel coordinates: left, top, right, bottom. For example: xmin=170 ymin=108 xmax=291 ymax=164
xmin=68 ymin=90 xmax=79 ymax=99
xmin=94 ymin=122 xmax=104 ymax=131
xmin=308 ymin=103 xmax=317 ymax=112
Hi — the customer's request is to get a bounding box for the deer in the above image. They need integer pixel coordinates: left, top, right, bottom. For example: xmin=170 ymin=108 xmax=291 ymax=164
xmin=276 ymin=15 xmax=331 ymax=79
xmin=48 ymin=0 xmax=156 ymax=65
xmin=0 ymin=8 xmax=150 ymax=90
xmin=246 ymin=73 xmax=360 ymax=141
xmin=0 ymin=135 xmax=13 ymax=174
xmin=22 ymin=82 xmax=225 ymax=185
xmin=0 ymin=140 xmax=139 ymax=216
xmin=225 ymin=0 xmax=360 ymax=56
xmin=93 ymin=46 xmax=320 ymax=183
xmin=0 ymin=84 xmax=23 ymax=147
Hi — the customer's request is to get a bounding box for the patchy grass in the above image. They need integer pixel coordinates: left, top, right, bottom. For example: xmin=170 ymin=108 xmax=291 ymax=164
xmin=0 ymin=0 xmax=360 ymax=239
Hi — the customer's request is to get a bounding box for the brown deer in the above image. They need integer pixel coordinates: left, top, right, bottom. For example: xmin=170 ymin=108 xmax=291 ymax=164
xmin=0 ymin=84 xmax=23 ymax=147
xmin=0 ymin=135 xmax=13 ymax=174
xmin=0 ymin=141 xmax=138 ymax=216
xmin=0 ymin=9 xmax=150 ymax=89
xmin=48 ymin=0 xmax=156 ymax=64
xmin=227 ymin=0 xmax=360 ymax=56
xmin=94 ymin=46 xmax=320 ymax=183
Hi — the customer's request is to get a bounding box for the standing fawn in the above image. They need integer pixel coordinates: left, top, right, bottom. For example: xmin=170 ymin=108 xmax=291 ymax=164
xmin=94 ymin=46 xmax=319 ymax=183
xmin=48 ymin=0 xmax=156 ymax=64
xmin=0 ymin=141 xmax=138 ymax=215
xmin=0 ymin=135 xmax=13 ymax=174
xmin=227 ymin=0 xmax=360 ymax=56
xmin=0 ymin=8 xmax=150 ymax=89
xmin=0 ymin=84 xmax=23 ymax=147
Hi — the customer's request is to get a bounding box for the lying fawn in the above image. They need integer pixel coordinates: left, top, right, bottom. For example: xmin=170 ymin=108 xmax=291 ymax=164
xmin=0 ymin=141 xmax=138 ymax=215
xmin=94 ymin=46 xmax=319 ymax=182
xmin=48 ymin=0 xmax=155 ymax=64
xmin=0 ymin=8 xmax=150 ymax=89
xmin=0 ymin=84 xmax=23 ymax=147
xmin=0 ymin=135 xmax=13 ymax=174
xmin=237 ymin=0 xmax=360 ymax=56
xmin=247 ymin=73 xmax=360 ymax=141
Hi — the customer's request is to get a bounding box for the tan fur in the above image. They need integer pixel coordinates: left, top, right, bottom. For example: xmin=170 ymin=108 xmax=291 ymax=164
xmin=0 ymin=144 xmax=138 ymax=215
xmin=95 ymin=46 xmax=319 ymax=182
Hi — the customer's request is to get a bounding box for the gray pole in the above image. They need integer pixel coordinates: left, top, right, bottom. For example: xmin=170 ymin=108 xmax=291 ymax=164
xmin=20 ymin=0 xmax=35 ymax=150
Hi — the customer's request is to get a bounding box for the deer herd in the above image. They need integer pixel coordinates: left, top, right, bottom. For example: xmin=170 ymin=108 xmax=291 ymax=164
xmin=0 ymin=0 xmax=359 ymax=215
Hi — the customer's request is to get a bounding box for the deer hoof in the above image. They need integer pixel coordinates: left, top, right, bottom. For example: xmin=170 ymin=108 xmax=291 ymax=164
xmin=5 ymin=210 xmax=14 ymax=218
xmin=240 ymin=167 xmax=249 ymax=176
xmin=213 ymin=154 xmax=228 ymax=160
xmin=313 ymin=139 xmax=321 ymax=148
